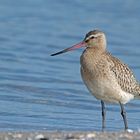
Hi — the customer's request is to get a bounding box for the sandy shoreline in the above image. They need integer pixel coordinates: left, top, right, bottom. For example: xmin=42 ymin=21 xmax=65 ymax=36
xmin=0 ymin=131 xmax=140 ymax=140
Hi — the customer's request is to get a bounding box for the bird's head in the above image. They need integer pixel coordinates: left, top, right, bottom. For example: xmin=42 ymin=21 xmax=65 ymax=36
xmin=84 ymin=30 xmax=106 ymax=49
xmin=51 ymin=29 xmax=106 ymax=56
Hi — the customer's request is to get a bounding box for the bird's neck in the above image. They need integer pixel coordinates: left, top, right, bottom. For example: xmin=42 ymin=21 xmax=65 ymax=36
xmin=98 ymin=40 xmax=106 ymax=52
xmin=88 ymin=45 xmax=106 ymax=54
xmin=80 ymin=47 xmax=105 ymax=70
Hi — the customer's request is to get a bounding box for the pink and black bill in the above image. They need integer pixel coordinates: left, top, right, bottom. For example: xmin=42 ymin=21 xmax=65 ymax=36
xmin=51 ymin=42 xmax=85 ymax=56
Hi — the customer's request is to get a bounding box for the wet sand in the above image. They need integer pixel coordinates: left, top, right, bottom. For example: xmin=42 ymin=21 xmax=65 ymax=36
xmin=1 ymin=131 xmax=140 ymax=140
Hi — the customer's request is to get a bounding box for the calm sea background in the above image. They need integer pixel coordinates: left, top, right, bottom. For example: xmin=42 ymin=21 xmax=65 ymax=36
xmin=0 ymin=0 xmax=140 ymax=131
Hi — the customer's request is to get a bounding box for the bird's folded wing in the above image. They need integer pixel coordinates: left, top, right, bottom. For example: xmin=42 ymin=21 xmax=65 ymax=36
xmin=105 ymin=52 xmax=140 ymax=96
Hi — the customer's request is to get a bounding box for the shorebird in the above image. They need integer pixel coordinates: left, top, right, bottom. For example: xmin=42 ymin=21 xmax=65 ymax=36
xmin=51 ymin=30 xmax=140 ymax=131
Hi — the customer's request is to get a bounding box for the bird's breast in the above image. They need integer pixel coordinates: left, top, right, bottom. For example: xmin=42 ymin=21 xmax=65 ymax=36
xmin=80 ymin=51 xmax=134 ymax=104
xmin=81 ymin=66 xmax=134 ymax=104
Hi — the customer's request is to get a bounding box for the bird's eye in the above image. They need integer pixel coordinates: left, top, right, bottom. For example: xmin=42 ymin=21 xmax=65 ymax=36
xmin=91 ymin=36 xmax=95 ymax=39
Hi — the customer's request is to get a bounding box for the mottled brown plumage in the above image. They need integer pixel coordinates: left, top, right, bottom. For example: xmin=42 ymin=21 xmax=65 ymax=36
xmin=51 ymin=29 xmax=140 ymax=130
xmin=106 ymin=52 xmax=140 ymax=96
xmin=80 ymin=30 xmax=140 ymax=130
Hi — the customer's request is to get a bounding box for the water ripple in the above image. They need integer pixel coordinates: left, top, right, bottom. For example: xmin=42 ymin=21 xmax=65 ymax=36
xmin=0 ymin=0 xmax=140 ymax=131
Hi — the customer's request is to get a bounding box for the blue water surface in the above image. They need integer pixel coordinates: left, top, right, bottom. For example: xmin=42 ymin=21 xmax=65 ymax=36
xmin=0 ymin=0 xmax=140 ymax=131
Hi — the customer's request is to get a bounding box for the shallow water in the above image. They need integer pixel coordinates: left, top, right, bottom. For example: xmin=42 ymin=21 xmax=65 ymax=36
xmin=0 ymin=0 xmax=140 ymax=131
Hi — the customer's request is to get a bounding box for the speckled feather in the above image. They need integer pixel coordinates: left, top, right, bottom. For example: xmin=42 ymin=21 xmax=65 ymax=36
xmin=80 ymin=30 xmax=140 ymax=104
xmin=105 ymin=52 xmax=140 ymax=97
xmin=51 ymin=29 xmax=140 ymax=129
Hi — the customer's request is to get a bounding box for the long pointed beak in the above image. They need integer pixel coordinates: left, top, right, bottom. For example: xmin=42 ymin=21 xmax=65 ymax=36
xmin=51 ymin=41 xmax=85 ymax=56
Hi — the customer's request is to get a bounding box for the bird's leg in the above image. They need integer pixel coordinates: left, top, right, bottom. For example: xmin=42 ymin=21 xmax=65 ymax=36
xmin=101 ymin=100 xmax=106 ymax=131
xmin=119 ymin=102 xmax=128 ymax=130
